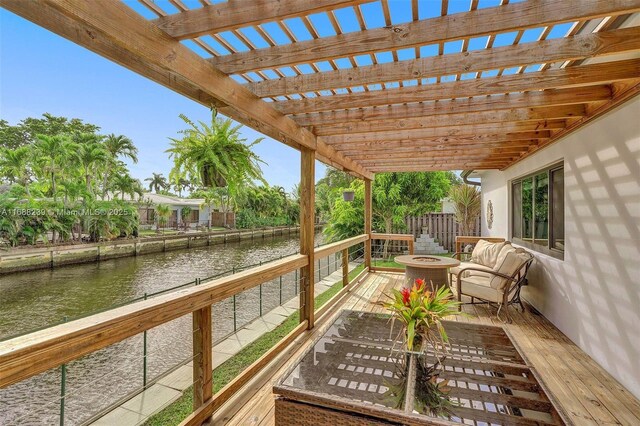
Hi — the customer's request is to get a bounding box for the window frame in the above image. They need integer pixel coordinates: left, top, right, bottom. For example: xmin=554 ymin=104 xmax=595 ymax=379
xmin=510 ymin=161 xmax=564 ymax=260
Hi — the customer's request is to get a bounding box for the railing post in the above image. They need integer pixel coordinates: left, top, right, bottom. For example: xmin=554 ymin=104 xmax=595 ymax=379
xmin=299 ymin=147 xmax=315 ymax=329
xmin=232 ymin=267 xmax=237 ymax=331
xmin=342 ymin=248 xmax=349 ymax=287
xmin=143 ymin=292 xmax=148 ymax=389
xmin=364 ymin=178 xmax=372 ymax=270
xmin=192 ymin=305 xmax=212 ymax=418
xmin=59 ymin=316 xmax=67 ymax=426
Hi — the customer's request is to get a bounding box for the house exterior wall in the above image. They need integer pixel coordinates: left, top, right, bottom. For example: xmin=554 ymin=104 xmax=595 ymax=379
xmin=478 ymin=97 xmax=640 ymax=398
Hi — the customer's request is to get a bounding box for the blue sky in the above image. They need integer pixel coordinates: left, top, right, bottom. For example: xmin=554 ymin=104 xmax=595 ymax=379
xmin=0 ymin=0 xmax=571 ymax=192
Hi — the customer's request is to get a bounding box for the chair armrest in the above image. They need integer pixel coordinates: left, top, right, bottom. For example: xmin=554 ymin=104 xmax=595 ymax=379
xmin=456 ymin=267 xmax=516 ymax=282
xmin=452 ymin=251 xmax=472 ymax=261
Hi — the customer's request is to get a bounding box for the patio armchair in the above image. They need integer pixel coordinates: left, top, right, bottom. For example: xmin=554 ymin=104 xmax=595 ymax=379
xmin=455 ymin=249 xmax=533 ymax=323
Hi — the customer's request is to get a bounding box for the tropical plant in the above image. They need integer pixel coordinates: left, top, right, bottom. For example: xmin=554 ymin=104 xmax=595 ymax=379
xmin=145 ymin=173 xmax=168 ymax=193
xmin=166 ymin=111 xmax=266 ymax=190
xmin=0 ymin=146 xmax=32 ymax=196
xmin=449 ymin=184 xmax=481 ymax=236
xmin=75 ymin=133 xmax=108 ymax=194
xmin=155 ymin=204 xmax=171 ymax=230
xmin=103 ymin=134 xmax=138 ymax=198
xmin=34 ymin=134 xmax=75 ymax=201
xmin=172 ymin=178 xmax=191 ymax=197
xmin=384 ymin=279 xmax=461 ymax=352
xmin=112 ymin=174 xmax=143 ymax=200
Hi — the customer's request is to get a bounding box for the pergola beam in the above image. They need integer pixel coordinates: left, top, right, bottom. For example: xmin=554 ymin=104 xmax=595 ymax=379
xmin=274 ymin=59 xmax=640 ymax=114
xmin=0 ymin=0 xmax=372 ymax=180
xmin=209 ymin=0 xmax=640 ymax=74
xmin=331 ymin=135 xmax=547 ymax=152
xmin=153 ymin=0 xmax=370 ymax=40
xmin=249 ymin=26 xmax=640 ymax=97
xmin=321 ymin=122 xmax=563 ymax=145
xmin=313 ymin=105 xmax=585 ymax=136
xmin=290 ymin=86 xmax=612 ymax=126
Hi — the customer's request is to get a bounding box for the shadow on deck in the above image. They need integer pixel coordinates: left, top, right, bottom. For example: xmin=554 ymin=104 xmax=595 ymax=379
xmin=227 ymin=271 xmax=640 ymax=426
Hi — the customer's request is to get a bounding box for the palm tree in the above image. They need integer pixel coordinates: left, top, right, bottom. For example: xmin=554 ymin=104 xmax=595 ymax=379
xmin=34 ymin=134 xmax=74 ymax=201
xmin=103 ymin=134 xmax=138 ymax=198
xmin=450 ymin=184 xmax=481 ymax=236
xmin=155 ymin=203 xmax=171 ymax=231
xmin=166 ymin=111 xmax=266 ymax=191
xmin=112 ymin=174 xmax=139 ymax=200
xmin=75 ymin=133 xmax=108 ymax=194
xmin=0 ymin=146 xmax=32 ymax=196
xmin=172 ymin=177 xmax=191 ymax=197
xmin=145 ymin=173 xmax=168 ymax=193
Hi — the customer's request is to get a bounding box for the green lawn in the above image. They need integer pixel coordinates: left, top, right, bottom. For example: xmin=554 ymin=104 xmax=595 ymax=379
xmin=144 ymin=264 xmax=365 ymax=426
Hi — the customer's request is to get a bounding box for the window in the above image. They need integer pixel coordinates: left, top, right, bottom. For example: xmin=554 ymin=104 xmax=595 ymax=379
xmin=511 ymin=163 xmax=564 ymax=258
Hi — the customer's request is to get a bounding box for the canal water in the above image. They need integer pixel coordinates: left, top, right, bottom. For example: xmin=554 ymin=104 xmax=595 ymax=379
xmin=0 ymin=231 xmax=340 ymax=425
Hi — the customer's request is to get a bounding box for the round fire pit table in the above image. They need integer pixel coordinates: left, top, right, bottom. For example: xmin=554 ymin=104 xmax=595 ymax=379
xmin=395 ymin=255 xmax=460 ymax=290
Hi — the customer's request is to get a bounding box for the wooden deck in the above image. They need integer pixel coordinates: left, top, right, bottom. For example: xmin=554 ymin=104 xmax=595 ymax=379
xmin=226 ymin=271 xmax=640 ymax=426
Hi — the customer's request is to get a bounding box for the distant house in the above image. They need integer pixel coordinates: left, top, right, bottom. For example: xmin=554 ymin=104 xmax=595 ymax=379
xmin=129 ymin=193 xmax=234 ymax=229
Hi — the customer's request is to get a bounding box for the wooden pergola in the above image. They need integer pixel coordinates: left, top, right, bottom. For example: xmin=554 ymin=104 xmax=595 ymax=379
xmin=1 ymin=1 xmax=640 ymax=424
xmin=4 ymin=0 xmax=640 ymax=175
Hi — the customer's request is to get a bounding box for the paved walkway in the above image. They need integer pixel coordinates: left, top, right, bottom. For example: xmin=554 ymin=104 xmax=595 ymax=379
xmin=91 ymin=265 xmax=353 ymax=426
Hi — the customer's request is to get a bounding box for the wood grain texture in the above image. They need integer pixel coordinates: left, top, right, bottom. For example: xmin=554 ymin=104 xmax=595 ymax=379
xmin=192 ymin=306 xmax=212 ymax=414
xmin=321 ymin=122 xmax=564 ymax=145
xmin=314 ymin=234 xmax=368 ymax=259
xmin=364 ymin=179 xmax=372 ymax=270
xmin=209 ymin=0 xmax=640 ymax=73
xmin=0 ymin=254 xmax=308 ymax=388
xmin=313 ymin=105 xmax=586 ymax=136
xmin=273 ymin=59 xmax=640 ymax=114
xmin=289 ymin=86 xmax=612 ymax=126
xmin=299 ymin=148 xmax=315 ymax=329
xmin=249 ymin=26 xmax=640 ymax=97
xmin=0 ymin=0 xmax=372 ymax=180
xmin=154 ymin=0 xmax=369 ymax=40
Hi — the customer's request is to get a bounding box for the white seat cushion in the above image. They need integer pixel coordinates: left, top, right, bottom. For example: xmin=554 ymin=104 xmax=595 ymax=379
xmin=470 ymin=240 xmax=508 ymax=268
xmin=459 ymin=275 xmax=503 ymax=303
xmin=450 ymin=262 xmax=494 ymax=278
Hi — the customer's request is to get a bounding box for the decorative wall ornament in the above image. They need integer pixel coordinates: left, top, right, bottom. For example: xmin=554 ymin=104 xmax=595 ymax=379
xmin=487 ymin=200 xmax=494 ymax=230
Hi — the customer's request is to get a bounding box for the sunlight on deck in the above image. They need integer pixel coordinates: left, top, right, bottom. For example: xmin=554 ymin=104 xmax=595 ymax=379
xmin=228 ymin=272 xmax=640 ymax=426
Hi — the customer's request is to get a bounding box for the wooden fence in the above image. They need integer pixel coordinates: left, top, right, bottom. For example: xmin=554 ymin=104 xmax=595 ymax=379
xmin=402 ymin=213 xmax=481 ymax=252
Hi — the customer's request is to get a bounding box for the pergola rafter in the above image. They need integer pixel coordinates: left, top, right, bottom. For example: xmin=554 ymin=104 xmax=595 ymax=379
xmin=3 ymin=0 xmax=640 ymax=174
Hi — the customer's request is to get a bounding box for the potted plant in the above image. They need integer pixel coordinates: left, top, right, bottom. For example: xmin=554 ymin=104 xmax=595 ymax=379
xmin=383 ymin=279 xmax=463 ymax=416
xmin=384 ymin=279 xmax=461 ymax=352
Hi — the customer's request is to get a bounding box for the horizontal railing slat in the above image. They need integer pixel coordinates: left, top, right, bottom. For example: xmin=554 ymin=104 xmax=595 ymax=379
xmin=370 ymin=233 xmax=414 ymax=241
xmin=313 ymin=234 xmax=368 ymax=259
xmin=0 ymin=253 xmax=308 ymax=388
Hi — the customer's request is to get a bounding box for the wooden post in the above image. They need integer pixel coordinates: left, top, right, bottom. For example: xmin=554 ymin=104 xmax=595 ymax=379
xmin=364 ymin=178 xmax=372 ymax=270
xmin=192 ymin=306 xmax=212 ymax=417
xmin=342 ymin=248 xmax=349 ymax=287
xmin=299 ymin=148 xmax=315 ymax=329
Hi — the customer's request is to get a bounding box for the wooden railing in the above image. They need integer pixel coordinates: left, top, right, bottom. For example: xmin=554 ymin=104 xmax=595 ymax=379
xmin=369 ymin=233 xmax=414 ymax=273
xmin=0 ymin=234 xmax=370 ymax=425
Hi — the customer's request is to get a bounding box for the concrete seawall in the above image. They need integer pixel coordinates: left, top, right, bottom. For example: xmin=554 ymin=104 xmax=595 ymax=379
xmin=0 ymin=225 xmax=321 ymax=275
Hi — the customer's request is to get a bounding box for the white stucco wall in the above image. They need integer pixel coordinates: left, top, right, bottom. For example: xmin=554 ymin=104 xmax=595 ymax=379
xmin=478 ymin=97 xmax=640 ymax=398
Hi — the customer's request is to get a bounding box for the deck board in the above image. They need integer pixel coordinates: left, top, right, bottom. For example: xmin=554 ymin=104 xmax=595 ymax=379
xmin=225 ymin=272 xmax=640 ymax=426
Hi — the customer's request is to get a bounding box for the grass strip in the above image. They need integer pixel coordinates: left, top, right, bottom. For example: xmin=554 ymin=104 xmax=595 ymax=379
xmin=144 ymin=264 xmax=365 ymax=425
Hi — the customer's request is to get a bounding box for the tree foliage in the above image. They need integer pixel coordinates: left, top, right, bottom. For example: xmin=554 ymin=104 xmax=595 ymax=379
xmin=0 ymin=114 xmax=144 ymax=245
xmin=166 ymin=111 xmax=266 ymax=192
xmin=320 ymin=168 xmax=457 ymax=242
xmin=449 ymin=184 xmax=481 ymax=236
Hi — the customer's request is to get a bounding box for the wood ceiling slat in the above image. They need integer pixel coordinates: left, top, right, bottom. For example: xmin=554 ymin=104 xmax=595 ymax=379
xmin=291 ymin=86 xmax=611 ymax=126
xmin=313 ymin=104 xmax=586 ymax=136
xmin=249 ymin=26 xmax=640 ymax=97
xmin=272 ymin=59 xmax=640 ymax=114
xmin=207 ymin=0 xmax=640 ymax=74
xmin=2 ymin=0 xmax=373 ymax=179
xmin=338 ymin=142 xmax=536 ymax=157
xmin=153 ymin=0 xmax=370 ymax=40
xmin=330 ymin=134 xmax=549 ymax=151
xmin=321 ymin=123 xmax=562 ymax=145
